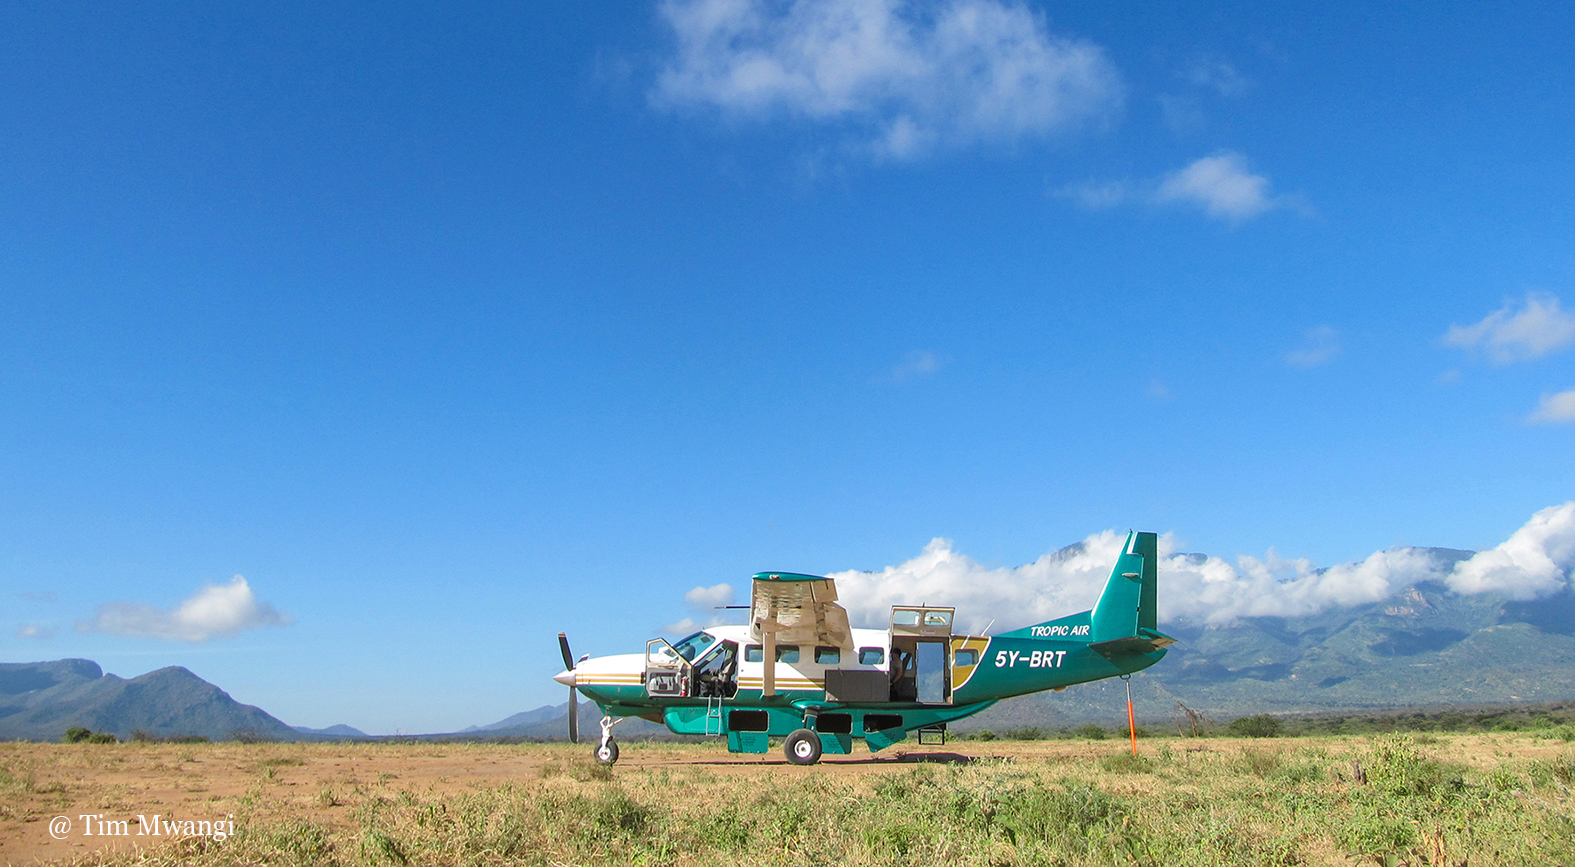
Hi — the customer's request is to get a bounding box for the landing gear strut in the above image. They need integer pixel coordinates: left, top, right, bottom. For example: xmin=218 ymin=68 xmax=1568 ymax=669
xmin=594 ymin=715 xmax=621 ymax=765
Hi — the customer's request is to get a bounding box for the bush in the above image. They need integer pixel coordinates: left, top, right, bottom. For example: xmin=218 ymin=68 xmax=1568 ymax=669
xmin=1099 ymin=752 xmax=1154 ymax=774
xmin=1228 ymin=714 xmax=1282 ymax=738
xmin=1072 ymin=724 xmax=1107 ymax=740
xmin=62 ymin=727 xmax=92 ymax=744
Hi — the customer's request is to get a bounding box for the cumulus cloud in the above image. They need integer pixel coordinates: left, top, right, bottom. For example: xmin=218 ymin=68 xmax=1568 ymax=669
xmin=1284 ymin=325 xmax=1342 ymax=368
xmin=664 ymin=582 xmax=737 ymax=634
xmin=1156 ymin=152 xmax=1280 ymax=221
xmin=1442 ymin=293 xmax=1575 ymax=364
xmin=685 ymin=582 xmax=736 ymax=609
xmin=1529 ymin=389 xmax=1575 ymax=424
xmin=652 ymin=0 xmax=1122 ymax=158
xmin=817 ymin=503 xmax=1575 ymax=631
xmin=75 ymin=576 xmax=291 ymax=642
xmin=1447 ymin=503 xmax=1575 ymax=599
xmin=1061 ymin=152 xmax=1297 ymax=223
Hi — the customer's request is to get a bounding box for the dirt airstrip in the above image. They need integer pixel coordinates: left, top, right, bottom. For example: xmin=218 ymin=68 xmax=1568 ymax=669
xmin=1 ymin=735 xmax=1569 ymax=865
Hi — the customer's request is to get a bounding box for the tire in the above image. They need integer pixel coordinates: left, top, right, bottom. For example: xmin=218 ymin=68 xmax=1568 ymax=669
xmin=594 ymin=740 xmax=619 ymax=765
xmin=783 ymin=729 xmax=822 ymax=765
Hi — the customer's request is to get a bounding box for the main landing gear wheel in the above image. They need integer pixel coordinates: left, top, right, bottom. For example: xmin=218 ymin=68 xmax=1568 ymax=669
xmin=784 ymin=729 xmax=822 ymax=765
xmin=594 ymin=740 xmax=619 ymax=765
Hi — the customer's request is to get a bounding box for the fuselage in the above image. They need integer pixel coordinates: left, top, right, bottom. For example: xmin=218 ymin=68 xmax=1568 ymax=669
xmin=556 ymin=615 xmax=1165 ymax=723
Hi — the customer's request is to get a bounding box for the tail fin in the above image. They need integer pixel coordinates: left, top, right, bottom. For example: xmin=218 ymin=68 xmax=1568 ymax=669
xmin=1090 ymin=531 xmax=1158 ymax=643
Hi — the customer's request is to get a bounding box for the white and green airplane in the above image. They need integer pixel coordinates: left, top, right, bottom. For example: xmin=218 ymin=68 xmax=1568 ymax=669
xmin=554 ymin=531 xmax=1172 ymax=765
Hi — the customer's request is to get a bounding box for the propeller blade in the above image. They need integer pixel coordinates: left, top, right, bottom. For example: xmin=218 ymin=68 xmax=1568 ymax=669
xmin=558 ymin=632 xmax=579 ymax=743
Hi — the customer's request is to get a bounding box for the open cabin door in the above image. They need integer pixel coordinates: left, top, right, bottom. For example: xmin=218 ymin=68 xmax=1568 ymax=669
xmin=890 ymin=606 xmax=954 ymax=704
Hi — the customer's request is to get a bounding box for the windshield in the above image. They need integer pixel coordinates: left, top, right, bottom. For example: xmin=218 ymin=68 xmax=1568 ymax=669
xmin=671 ymin=631 xmax=717 ymax=662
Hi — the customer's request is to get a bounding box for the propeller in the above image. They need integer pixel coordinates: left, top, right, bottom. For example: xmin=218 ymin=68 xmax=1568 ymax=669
xmin=557 ymin=632 xmax=579 ymax=744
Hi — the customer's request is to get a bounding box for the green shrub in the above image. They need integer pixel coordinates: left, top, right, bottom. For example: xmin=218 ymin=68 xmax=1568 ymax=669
xmin=1099 ymin=752 xmax=1154 ymax=774
xmin=1364 ymin=733 xmax=1448 ymax=798
xmin=1072 ymin=724 xmax=1107 ymax=740
xmin=1228 ymin=714 xmax=1282 ymax=738
xmin=62 ymin=726 xmax=92 ymax=744
xmin=1238 ymin=748 xmax=1283 ymax=777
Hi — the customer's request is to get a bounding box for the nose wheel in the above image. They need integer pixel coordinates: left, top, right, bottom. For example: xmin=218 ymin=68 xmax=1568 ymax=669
xmin=593 ymin=740 xmax=619 ymax=765
xmin=594 ymin=714 xmax=621 ymax=765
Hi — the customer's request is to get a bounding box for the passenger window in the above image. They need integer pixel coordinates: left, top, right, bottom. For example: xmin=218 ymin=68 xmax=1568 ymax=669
xmin=745 ymin=645 xmax=762 ymax=663
xmin=859 ymin=647 xmax=885 ymax=665
xmin=775 ymin=645 xmax=800 ymax=664
xmin=815 ymin=646 xmax=840 ymax=664
xmin=955 ymin=649 xmax=978 ymax=667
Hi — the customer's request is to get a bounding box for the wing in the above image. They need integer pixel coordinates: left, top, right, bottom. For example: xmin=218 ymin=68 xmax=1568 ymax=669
xmin=750 ymin=572 xmax=854 ymax=696
xmin=750 ymin=572 xmax=853 ymax=648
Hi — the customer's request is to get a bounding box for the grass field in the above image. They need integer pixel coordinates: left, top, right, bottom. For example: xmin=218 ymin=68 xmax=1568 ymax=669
xmin=2 ymin=733 xmax=1572 ymax=866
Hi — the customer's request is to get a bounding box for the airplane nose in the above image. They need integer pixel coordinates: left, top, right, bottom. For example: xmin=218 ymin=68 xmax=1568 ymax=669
xmin=553 ymin=669 xmax=577 ymax=687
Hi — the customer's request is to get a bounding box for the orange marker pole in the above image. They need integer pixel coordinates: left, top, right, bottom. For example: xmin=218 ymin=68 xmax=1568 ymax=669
xmin=1124 ymin=677 xmax=1138 ymax=757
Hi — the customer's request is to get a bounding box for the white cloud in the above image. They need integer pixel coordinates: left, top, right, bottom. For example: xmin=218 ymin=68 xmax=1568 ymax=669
xmin=1529 ymin=389 xmax=1575 ymax=424
xmin=821 ymin=503 xmax=1575 ymax=631
xmin=685 ymin=582 xmax=735 ymax=608
xmin=75 ymin=576 xmax=291 ymax=642
xmin=1156 ymin=152 xmax=1279 ymax=221
xmin=1447 ymin=503 xmax=1575 ymax=599
xmin=1442 ymin=293 xmax=1575 ymax=364
xmin=1285 ymin=325 xmax=1341 ymax=368
xmin=16 ymin=623 xmax=57 ymax=640
xmin=1062 ymin=152 xmax=1297 ymax=223
xmin=664 ymin=582 xmax=738 ymax=633
xmin=1186 ymin=57 xmax=1250 ymax=97
xmin=884 ymin=349 xmax=947 ymax=382
xmin=1057 ymin=179 xmax=1130 ymax=209
xmin=653 ymin=0 xmax=1122 ymax=158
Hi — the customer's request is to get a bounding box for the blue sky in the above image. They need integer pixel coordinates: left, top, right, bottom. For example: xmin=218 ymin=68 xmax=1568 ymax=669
xmin=3 ymin=1 xmax=1573 ymax=734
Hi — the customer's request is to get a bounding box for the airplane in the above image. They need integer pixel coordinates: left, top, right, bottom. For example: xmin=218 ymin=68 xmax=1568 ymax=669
xmin=553 ymin=530 xmax=1172 ymax=765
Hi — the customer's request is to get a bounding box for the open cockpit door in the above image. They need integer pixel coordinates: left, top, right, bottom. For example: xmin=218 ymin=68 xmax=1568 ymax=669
xmin=644 ymin=638 xmax=691 ymax=698
xmin=750 ymin=572 xmax=854 ymax=697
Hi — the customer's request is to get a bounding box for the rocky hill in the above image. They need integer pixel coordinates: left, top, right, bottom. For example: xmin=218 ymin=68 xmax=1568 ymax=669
xmin=0 ymin=659 xmax=302 ymax=742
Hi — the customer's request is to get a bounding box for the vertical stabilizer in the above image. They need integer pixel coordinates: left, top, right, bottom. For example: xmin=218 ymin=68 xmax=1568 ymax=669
xmin=1090 ymin=531 xmax=1158 ymax=643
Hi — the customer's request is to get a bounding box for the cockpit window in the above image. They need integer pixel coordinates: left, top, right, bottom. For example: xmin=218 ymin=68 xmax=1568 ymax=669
xmin=671 ymin=631 xmax=717 ymax=661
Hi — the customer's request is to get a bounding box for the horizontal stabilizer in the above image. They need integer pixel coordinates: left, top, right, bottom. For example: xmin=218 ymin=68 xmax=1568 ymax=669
xmin=1089 ymin=631 xmax=1176 ymax=659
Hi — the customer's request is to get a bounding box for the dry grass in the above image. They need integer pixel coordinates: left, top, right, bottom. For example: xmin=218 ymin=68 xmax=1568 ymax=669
xmin=1 ymin=734 xmax=1571 ymax=866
